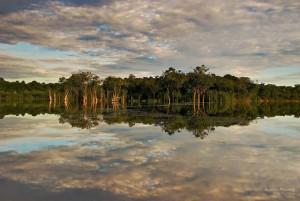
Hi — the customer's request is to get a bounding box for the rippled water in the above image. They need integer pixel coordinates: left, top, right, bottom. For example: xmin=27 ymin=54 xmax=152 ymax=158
xmin=0 ymin=103 xmax=299 ymax=201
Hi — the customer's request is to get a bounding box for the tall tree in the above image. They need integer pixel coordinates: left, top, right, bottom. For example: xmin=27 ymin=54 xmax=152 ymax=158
xmin=103 ymin=76 xmax=124 ymax=104
xmin=188 ymin=65 xmax=212 ymax=108
xmin=144 ymin=76 xmax=161 ymax=103
xmin=161 ymin=67 xmax=185 ymax=104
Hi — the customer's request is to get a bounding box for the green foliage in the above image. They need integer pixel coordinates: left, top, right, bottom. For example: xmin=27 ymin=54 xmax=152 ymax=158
xmin=187 ymin=65 xmax=212 ymax=91
xmin=0 ymin=67 xmax=299 ymax=104
xmin=161 ymin=67 xmax=186 ymax=104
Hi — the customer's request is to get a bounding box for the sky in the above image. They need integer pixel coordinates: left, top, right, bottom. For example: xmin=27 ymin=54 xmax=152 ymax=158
xmin=0 ymin=0 xmax=299 ymax=85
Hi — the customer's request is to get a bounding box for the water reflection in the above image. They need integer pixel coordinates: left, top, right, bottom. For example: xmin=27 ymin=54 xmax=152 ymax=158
xmin=1 ymin=102 xmax=300 ymax=138
xmin=0 ymin=102 xmax=299 ymax=201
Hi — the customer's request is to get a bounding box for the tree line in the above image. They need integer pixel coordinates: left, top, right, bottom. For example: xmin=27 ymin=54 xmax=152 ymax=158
xmin=1 ymin=65 xmax=300 ymax=107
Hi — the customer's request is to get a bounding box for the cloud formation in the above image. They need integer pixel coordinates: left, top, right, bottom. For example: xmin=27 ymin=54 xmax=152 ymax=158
xmin=0 ymin=0 xmax=299 ymax=85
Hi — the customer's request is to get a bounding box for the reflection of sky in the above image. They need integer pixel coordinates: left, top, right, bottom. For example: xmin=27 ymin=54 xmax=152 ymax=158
xmin=0 ymin=137 xmax=72 ymax=153
xmin=0 ymin=114 xmax=299 ymax=200
xmin=0 ymin=114 xmax=118 ymax=153
xmin=0 ymin=136 xmax=118 ymax=153
xmin=258 ymin=116 xmax=300 ymax=135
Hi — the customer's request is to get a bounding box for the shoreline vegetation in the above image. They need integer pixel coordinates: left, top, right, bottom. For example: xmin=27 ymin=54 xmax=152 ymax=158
xmin=1 ymin=102 xmax=299 ymax=136
xmin=1 ymin=66 xmax=300 ymax=109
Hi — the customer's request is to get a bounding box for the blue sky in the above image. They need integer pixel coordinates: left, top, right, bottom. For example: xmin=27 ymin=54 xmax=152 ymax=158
xmin=0 ymin=0 xmax=299 ymax=85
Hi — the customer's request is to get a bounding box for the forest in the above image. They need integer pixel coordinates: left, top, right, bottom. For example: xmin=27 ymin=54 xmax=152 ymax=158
xmin=1 ymin=65 xmax=300 ymax=107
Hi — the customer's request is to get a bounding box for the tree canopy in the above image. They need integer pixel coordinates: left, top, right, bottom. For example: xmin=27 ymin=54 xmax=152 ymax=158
xmin=1 ymin=66 xmax=299 ymax=105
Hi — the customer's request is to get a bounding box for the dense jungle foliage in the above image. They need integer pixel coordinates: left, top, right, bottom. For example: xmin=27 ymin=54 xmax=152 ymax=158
xmin=1 ymin=66 xmax=300 ymax=105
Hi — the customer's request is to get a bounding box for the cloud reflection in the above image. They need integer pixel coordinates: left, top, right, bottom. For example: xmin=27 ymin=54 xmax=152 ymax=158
xmin=0 ymin=114 xmax=299 ymax=200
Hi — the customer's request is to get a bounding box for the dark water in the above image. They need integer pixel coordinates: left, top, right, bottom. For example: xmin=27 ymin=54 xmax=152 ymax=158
xmin=0 ymin=102 xmax=299 ymax=201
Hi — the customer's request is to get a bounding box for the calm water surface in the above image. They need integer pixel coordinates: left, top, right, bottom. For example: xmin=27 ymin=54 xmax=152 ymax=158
xmin=0 ymin=103 xmax=299 ymax=201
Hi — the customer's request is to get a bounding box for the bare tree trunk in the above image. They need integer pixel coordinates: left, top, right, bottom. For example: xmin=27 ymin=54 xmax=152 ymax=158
xmin=122 ymin=94 xmax=125 ymax=108
xmin=48 ymin=88 xmax=52 ymax=102
xmin=53 ymin=92 xmax=56 ymax=102
xmin=64 ymin=87 xmax=69 ymax=107
xmin=83 ymin=84 xmax=88 ymax=107
xmin=197 ymin=92 xmax=200 ymax=112
xmin=112 ymin=85 xmax=120 ymax=104
xmin=92 ymin=85 xmax=97 ymax=105
xmin=53 ymin=92 xmax=56 ymax=108
xmin=64 ymin=88 xmax=69 ymax=112
xmin=48 ymin=100 xmax=52 ymax=113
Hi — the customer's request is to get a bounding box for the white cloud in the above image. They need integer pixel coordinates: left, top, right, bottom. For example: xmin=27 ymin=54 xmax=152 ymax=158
xmin=0 ymin=0 xmax=299 ymax=84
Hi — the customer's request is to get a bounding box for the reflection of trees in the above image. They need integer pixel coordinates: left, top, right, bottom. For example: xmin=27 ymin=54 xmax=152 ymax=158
xmin=186 ymin=117 xmax=215 ymax=139
xmin=0 ymin=102 xmax=300 ymax=135
xmin=0 ymin=102 xmax=61 ymax=116
xmin=58 ymin=105 xmax=103 ymax=129
xmin=102 ymin=113 xmax=236 ymax=138
xmin=59 ymin=113 xmax=102 ymax=129
xmin=158 ymin=116 xmax=187 ymax=135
